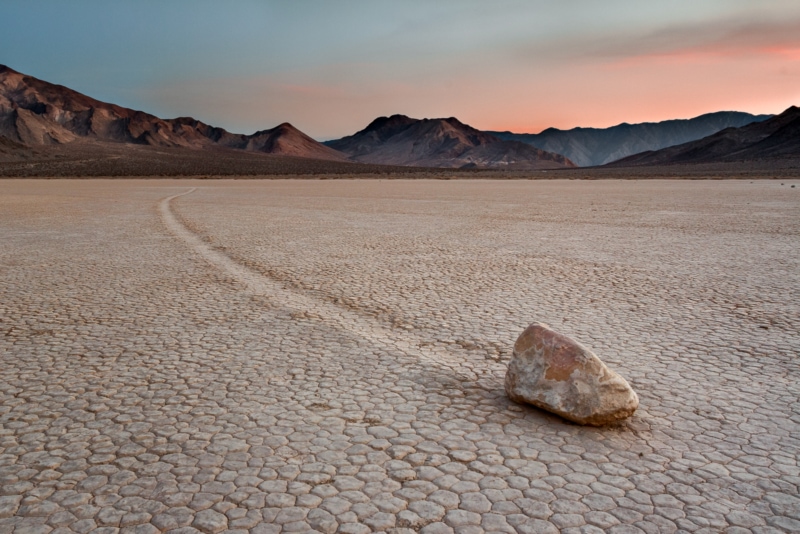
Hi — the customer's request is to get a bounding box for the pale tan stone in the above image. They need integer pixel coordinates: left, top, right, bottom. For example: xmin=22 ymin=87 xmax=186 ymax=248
xmin=505 ymin=323 xmax=638 ymax=425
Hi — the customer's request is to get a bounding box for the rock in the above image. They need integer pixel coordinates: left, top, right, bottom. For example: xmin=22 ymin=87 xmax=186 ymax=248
xmin=504 ymin=323 xmax=638 ymax=425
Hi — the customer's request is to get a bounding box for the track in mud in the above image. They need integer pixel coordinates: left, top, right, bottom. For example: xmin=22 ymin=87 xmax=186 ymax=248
xmin=159 ymin=188 xmax=505 ymax=384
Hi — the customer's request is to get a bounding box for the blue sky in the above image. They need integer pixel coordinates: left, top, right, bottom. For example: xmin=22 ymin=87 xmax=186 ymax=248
xmin=2 ymin=1 xmax=799 ymax=139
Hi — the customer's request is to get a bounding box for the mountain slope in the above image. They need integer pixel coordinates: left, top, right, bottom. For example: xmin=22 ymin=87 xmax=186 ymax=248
xmin=0 ymin=64 xmax=347 ymax=161
xmin=488 ymin=111 xmax=772 ymax=167
xmin=609 ymin=106 xmax=800 ymax=166
xmin=326 ymin=115 xmax=575 ymax=169
xmin=245 ymin=123 xmax=345 ymax=159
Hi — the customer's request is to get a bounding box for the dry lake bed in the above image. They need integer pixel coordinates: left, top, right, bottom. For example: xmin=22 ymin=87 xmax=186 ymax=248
xmin=1 ymin=178 xmax=799 ymax=534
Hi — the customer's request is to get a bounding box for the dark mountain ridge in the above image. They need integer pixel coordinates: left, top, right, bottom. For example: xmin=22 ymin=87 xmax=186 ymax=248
xmin=488 ymin=111 xmax=772 ymax=167
xmin=325 ymin=114 xmax=575 ymax=169
xmin=609 ymin=106 xmax=800 ymax=166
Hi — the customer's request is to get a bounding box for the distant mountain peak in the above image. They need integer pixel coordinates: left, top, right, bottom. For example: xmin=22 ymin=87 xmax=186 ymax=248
xmin=252 ymin=122 xmax=300 ymax=136
xmin=361 ymin=114 xmax=416 ymax=132
xmin=325 ymin=115 xmax=574 ymax=169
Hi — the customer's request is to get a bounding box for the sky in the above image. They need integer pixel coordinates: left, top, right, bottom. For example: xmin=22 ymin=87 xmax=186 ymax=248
xmin=2 ymin=0 xmax=799 ymax=139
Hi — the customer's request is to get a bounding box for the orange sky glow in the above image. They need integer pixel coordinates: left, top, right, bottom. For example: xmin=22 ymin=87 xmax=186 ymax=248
xmin=3 ymin=1 xmax=800 ymax=138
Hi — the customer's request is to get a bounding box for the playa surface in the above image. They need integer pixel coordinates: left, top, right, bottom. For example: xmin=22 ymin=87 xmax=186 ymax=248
xmin=1 ymin=178 xmax=799 ymax=533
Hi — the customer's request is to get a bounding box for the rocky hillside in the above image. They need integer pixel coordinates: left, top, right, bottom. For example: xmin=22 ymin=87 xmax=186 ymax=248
xmin=488 ymin=111 xmax=772 ymax=167
xmin=326 ymin=115 xmax=575 ymax=169
xmin=609 ymin=106 xmax=800 ymax=166
xmin=0 ymin=64 xmax=346 ymax=161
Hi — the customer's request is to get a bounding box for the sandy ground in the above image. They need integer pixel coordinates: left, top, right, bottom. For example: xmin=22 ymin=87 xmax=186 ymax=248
xmin=1 ymin=179 xmax=799 ymax=534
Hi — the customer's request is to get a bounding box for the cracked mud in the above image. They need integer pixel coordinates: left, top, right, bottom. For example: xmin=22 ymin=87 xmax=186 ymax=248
xmin=1 ymin=178 xmax=798 ymax=534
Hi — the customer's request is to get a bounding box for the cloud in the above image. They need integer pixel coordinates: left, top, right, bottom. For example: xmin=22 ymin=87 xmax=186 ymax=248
xmin=514 ymin=16 xmax=800 ymax=67
xmin=608 ymin=20 xmax=800 ymax=67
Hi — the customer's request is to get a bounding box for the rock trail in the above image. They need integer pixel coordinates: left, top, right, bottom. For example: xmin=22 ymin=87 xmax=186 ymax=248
xmin=159 ymin=187 xmax=499 ymax=383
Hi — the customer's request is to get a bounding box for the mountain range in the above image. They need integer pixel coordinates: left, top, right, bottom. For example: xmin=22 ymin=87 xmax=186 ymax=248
xmin=0 ymin=64 xmax=573 ymax=171
xmin=0 ymin=64 xmax=796 ymax=175
xmin=487 ymin=112 xmax=773 ymax=167
xmin=324 ymin=115 xmax=575 ymax=169
xmin=609 ymin=106 xmax=800 ymax=166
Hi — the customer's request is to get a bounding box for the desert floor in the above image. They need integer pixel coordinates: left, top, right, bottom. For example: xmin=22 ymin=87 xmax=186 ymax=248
xmin=1 ymin=178 xmax=799 ymax=534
